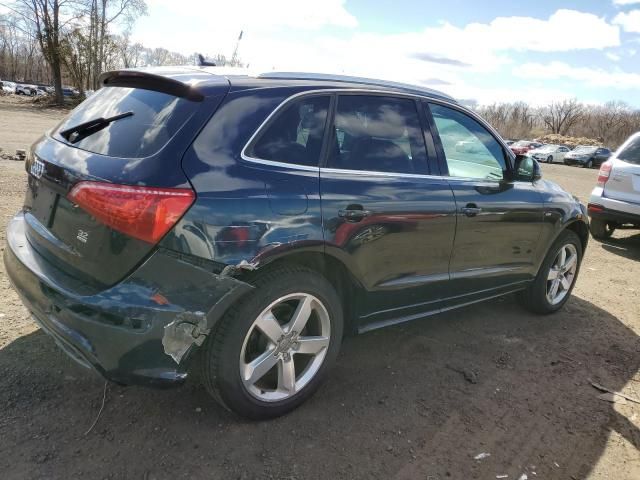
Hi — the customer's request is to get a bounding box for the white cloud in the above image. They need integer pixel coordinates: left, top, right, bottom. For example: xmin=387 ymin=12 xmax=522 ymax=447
xmin=613 ymin=0 xmax=640 ymax=5
xmin=514 ymin=61 xmax=640 ymax=89
xmin=613 ymin=10 xmax=640 ymax=32
xmin=606 ymin=51 xmax=622 ymax=61
xmin=421 ymin=9 xmax=619 ymax=54
xmin=145 ymin=0 xmax=358 ymax=30
xmin=131 ymin=6 xmax=624 ymax=105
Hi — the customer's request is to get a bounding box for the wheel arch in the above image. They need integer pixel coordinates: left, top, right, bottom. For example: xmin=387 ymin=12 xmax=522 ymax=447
xmin=235 ymin=251 xmax=364 ymax=336
xmin=564 ymin=219 xmax=589 ymax=253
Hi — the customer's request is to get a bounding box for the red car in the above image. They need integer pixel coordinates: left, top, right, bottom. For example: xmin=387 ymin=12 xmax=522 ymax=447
xmin=510 ymin=140 xmax=543 ymax=155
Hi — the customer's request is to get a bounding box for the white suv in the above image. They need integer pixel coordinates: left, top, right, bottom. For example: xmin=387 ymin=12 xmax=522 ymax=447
xmin=588 ymin=132 xmax=640 ymax=239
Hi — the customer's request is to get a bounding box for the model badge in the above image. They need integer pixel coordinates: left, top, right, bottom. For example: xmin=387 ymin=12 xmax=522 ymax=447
xmin=76 ymin=229 xmax=89 ymax=243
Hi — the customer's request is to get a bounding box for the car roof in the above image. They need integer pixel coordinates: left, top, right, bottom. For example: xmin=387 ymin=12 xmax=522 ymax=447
xmin=102 ymin=66 xmax=457 ymax=103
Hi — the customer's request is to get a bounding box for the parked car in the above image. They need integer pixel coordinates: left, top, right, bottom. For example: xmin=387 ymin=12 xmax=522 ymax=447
xmin=504 ymin=139 xmax=515 ymax=146
xmin=510 ymin=140 xmax=543 ymax=155
xmin=1 ymin=80 xmax=17 ymax=93
xmin=528 ymin=144 xmax=571 ymax=164
xmin=15 ymin=84 xmax=36 ymax=96
xmin=62 ymin=87 xmax=79 ymax=97
xmin=564 ymin=146 xmax=611 ymax=168
xmin=4 ymin=69 xmax=589 ymax=419
xmin=588 ymin=132 xmax=640 ymax=239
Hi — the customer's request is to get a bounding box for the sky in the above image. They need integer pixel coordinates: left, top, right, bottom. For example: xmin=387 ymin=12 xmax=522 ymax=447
xmin=15 ymin=0 xmax=640 ymax=106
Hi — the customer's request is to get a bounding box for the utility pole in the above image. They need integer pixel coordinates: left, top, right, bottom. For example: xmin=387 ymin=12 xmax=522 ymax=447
xmin=230 ymin=30 xmax=243 ymax=67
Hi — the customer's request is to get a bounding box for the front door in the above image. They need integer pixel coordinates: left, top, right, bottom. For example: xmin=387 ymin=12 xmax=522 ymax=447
xmin=426 ymin=102 xmax=545 ymax=307
xmin=320 ymin=94 xmax=457 ymax=329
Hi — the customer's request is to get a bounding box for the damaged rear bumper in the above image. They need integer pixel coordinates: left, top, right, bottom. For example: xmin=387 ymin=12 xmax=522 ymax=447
xmin=3 ymin=212 xmax=253 ymax=387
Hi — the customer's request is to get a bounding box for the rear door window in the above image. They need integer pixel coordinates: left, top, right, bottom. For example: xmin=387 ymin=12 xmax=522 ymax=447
xmin=55 ymin=86 xmax=199 ymax=158
xmin=247 ymin=95 xmax=330 ymax=167
xmin=618 ymin=136 xmax=640 ymax=165
xmin=327 ymin=95 xmax=429 ymax=175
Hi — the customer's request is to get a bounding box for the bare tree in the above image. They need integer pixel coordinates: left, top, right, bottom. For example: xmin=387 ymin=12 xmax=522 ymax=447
xmin=5 ymin=0 xmax=84 ymax=103
xmin=84 ymin=0 xmax=147 ymax=88
xmin=543 ymin=99 xmax=584 ymax=135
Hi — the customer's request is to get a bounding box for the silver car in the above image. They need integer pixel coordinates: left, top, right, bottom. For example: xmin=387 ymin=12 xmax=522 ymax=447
xmin=528 ymin=144 xmax=571 ymax=164
xmin=588 ymin=132 xmax=640 ymax=239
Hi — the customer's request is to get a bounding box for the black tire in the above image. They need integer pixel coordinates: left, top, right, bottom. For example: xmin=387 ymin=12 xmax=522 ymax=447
xmin=585 ymin=159 xmax=593 ymax=168
xmin=547 ymin=156 xmax=553 ymax=163
xmin=518 ymin=230 xmax=582 ymax=314
xmin=200 ymin=265 xmax=343 ymax=420
xmin=589 ymin=218 xmax=614 ymax=240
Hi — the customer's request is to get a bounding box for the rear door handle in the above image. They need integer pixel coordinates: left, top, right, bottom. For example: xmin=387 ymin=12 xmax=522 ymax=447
xmin=460 ymin=203 xmax=482 ymax=217
xmin=338 ymin=209 xmax=371 ymax=222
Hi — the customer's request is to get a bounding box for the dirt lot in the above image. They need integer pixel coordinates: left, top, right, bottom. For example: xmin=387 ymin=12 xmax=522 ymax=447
xmin=0 ymin=97 xmax=638 ymax=480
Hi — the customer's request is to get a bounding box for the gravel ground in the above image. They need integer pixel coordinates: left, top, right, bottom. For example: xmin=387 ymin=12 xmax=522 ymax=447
xmin=0 ymin=96 xmax=638 ymax=480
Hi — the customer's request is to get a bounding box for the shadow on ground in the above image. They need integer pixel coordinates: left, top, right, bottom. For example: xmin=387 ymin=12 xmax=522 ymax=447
xmin=0 ymin=295 xmax=638 ymax=479
xmin=599 ymin=232 xmax=640 ymax=262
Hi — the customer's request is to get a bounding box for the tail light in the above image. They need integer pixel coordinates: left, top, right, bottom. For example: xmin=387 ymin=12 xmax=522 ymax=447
xmin=596 ymin=161 xmax=612 ymax=187
xmin=587 ymin=203 xmax=604 ymax=214
xmin=68 ymin=181 xmax=195 ymax=244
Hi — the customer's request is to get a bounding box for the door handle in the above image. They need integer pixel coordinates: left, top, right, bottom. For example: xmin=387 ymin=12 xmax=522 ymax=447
xmin=460 ymin=203 xmax=482 ymax=217
xmin=338 ymin=208 xmax=371 ymax=222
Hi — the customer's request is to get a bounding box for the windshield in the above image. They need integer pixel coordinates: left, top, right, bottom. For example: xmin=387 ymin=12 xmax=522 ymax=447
xmin=54 ymin=86 xmax=198 ymax=158
xmin=573 ymin=146 xmax=597 ymax=154
xmin=618 ymin=136 xmax=640 ymax=165
xmin=513 ymin=141 xmax=531 ymax=147
xmin=536 ymin=145 xmax=556 ymax=152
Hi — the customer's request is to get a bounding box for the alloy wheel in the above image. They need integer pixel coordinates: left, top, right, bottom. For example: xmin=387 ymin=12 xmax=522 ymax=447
xmin=546 ymin=244 xmax=578 ymax=305
xmin=239 ymin=293 xmax=331 ymax=402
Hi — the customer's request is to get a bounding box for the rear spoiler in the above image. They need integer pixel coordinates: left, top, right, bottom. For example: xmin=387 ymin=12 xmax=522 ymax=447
xmin=98 ymin=70 xmax=204 ymax=101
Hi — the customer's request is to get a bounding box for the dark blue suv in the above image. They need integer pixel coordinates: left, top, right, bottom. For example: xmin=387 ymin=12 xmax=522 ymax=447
xmin=4 ymin=68 xmax=589 ymax=419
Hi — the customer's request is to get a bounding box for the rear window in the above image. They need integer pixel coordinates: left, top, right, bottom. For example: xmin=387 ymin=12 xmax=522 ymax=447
xmin=618 ymin=137 xmax=640 ymax=165
xmin=54 ymin=86 xmax=198 ymax=158
xmin=248 ymin=95 xmax=330 ymax=167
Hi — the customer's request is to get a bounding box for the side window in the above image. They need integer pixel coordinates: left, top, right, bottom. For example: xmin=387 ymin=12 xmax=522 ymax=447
xmin=429 ymin=103 xmax=506 ymax=180
xmin=618 ymin=136 xmax=640 ymax=165
xmin=327 ymin=95 xmax=428 ymax=174
xmin=248 ymin=95 xmax=330 ymax=167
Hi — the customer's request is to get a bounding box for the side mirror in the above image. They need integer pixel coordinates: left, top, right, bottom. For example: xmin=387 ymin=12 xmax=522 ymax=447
xmin=514 ymin=155 xmax=542 ymax=182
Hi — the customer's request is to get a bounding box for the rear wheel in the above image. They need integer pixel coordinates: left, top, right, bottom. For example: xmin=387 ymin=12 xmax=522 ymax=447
xmin=547 ymin=156 xmax=553 ymax=163
xmin=585 ymin=159 xmax=593 ymax=168
xmin=590 ymin=219 xmax=615 ymax=240
xmin=200 ymin=265 xmax=343 ymax=419
xmin=518 ymin=230 xmax=582 ymax=314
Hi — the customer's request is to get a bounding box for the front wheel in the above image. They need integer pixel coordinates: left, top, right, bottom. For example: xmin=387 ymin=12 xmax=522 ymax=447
xmin=547 ymin=156 xmax=553 ymax=163
xmin=200 ymin=265 xmax=343 ymax=419
xmin=585 ymin=159 xmax=593 ymax=168
xmin=518 ymin=230 xmax=582 ymax=314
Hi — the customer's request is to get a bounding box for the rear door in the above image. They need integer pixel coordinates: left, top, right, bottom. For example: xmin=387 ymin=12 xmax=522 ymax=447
xmin=319 ymin=93 xmax=457 ymax=327
xmin=23 ymin=76 xmax=227 ymax=287
xmin=426 ymin=102 xmax=545 ymax=306
xmin=605 ymin=135 xmax=640 ymax=206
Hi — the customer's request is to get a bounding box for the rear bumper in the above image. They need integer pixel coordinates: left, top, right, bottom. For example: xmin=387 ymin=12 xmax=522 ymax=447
xmin=4 ymin=212 xmax=252 ymax=387
xmin=564 ymin=158 xmax=589 ymax=166
xmin=587 ymin=204 xmax=640 ymax=225
xmin=589 ymin=187 xmax=640 ymax=223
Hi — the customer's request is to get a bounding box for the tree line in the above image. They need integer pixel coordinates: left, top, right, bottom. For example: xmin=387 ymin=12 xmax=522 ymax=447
xmin=0 ymin=0 xmax=241 ymax=104
xmin=476 ymin=99 xmax=640 ymax=149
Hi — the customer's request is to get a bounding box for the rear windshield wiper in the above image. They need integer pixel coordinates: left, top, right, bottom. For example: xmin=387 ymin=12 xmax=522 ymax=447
xmin=60 ymin=111 xmax=134 ymax=144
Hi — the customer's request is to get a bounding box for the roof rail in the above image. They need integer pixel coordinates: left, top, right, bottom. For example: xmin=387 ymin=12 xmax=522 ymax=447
xmin=256 ymin=71 xmax=456 ymax=102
